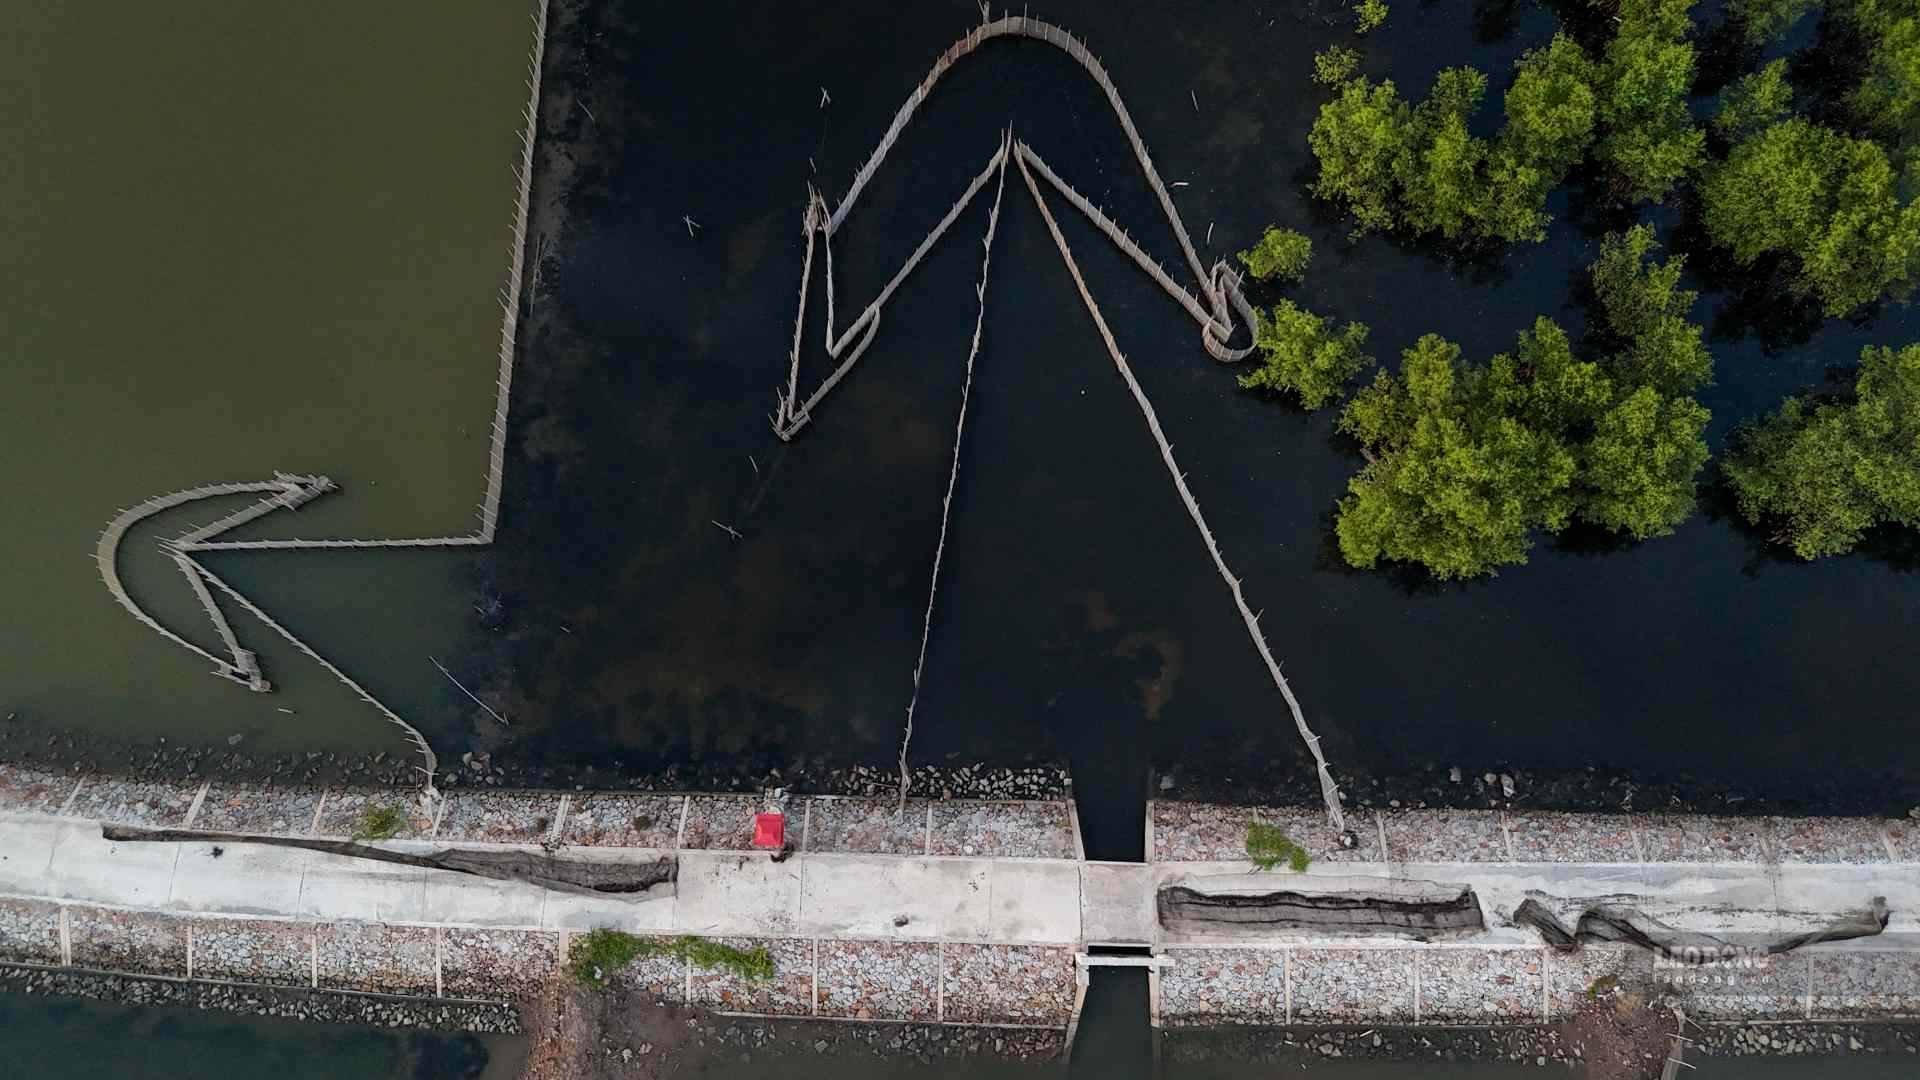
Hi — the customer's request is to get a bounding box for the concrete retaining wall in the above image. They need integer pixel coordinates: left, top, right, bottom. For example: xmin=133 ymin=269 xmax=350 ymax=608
xmin=1148 ymin=799 xmax=1920 ymax=1029
xmin=1148 ymin=801 xmax=1917 ymax=867
xmin=0 ymin=765 xmax=1080 ymax=860
xmin=0 ymin=896 xmax=1077 ymax=1026
xmin=1154 ymin=943 xmax=1920 ymax=1026
xmin=0 ymin=764 xmax=1083 ymax=1028
xmin=11 ymin=768 xmax=1918 ymax=1036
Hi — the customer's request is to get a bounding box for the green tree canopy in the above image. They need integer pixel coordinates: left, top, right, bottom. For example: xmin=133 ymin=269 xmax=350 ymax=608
xmin=1724 ymin=344 xmax=1920 ymax=558
xmin=1836 ymin=0 xmax=1920 ymax=144
xmin=1336 ymin=335 xmax=1579 ymax=578
xmin=1307 ymin=7 xmax=1709 ymax=244
xmin=1331 ymin=227 xmax=1713 ymax=576
xmin=1313 ymin=45 xmax=1361 ymax=87
xmin=1595 ymin=1 xmax=1705 ymax=201
xmin=1484 ymin=317 xmax=1614 ymax=433
xmin=1307 ymin=48 xmax=1594 ymax=245
xmin=1714 ymin=60 xmax=1794 ymax=143
xmin=1588 ymin=224 xmax=1714 ymax=396
xmin=1238 ymin=227 xmax=1314 ymax=283
xmin=1500 ymin=34 xmax=1600 ymax=179
xmin=1354 ymin=0 xmax=1389 ymax=34
xmin=1700 ymin=118 xmax=1920 ymax=315
xmin=1397 ymin=68 xmax=1495 ymax=240
xmin=1726 ymin=0 xmax=1815 ymax=44
xmin=1577 ymin=386 xmax=1711 ymax=538
xmin=1239 ymin=300 xmax=1376 ymax=410
xmin=1308 ymin=76 xmax=1410 ymax=235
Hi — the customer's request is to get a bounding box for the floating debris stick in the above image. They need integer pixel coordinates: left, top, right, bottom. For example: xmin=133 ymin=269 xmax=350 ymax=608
xmin=430 ymin=656 xmax=509 ymax=728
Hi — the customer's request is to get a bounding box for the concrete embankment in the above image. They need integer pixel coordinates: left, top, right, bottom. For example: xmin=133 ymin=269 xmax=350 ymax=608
xmin=0 ymin=764 xmax=1083 ymax=1032
xmin=1146 ymin=800 xmax=1920 ymax=1027
xmin=4 ymin=762 xmax=1919 ymax=1054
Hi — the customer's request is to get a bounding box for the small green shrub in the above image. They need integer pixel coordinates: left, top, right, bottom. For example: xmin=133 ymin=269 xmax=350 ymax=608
xmin=568 ymin=928 xmax=646 ymax=985
xmin=1237 ymin=227 xmax=1313 ymax=284
xmin=568 ymin=929 xmax=775 ymax=987
xmin=1354 ymin=0 xmax=1388 ymax=33
xmin=352 ymin=804 xmax=405 ymax=841
xmin=1245 ymin=821 xmax=1313 ymax=872
xmin=1586 ymin=973 xmax=1620 ymax=999
xmin=1239 ymin=299 xmax=1374 ymax=410
xmin=1313 ymin=46 xmax=1361 ymax=87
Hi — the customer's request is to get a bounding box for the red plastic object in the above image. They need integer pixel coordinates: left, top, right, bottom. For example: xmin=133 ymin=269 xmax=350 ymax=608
xmin=752 ymin=812 xmax=786 ymax=849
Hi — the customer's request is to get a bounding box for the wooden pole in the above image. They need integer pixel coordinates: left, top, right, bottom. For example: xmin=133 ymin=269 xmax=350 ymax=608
xmin=1014 ymin=144 xmax=1346 ymax=836
xmin=897 ymin=131 xmax=1011 ymax=812
xmin=430 ymin=656 xmax=509 ymax=727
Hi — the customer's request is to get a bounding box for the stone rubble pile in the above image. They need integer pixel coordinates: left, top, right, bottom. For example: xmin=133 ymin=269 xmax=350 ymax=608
xmin=1150 ymin=798 xmax=1912 ymax=867
xmin=0 ymin=965 xmax=518 ymax=1033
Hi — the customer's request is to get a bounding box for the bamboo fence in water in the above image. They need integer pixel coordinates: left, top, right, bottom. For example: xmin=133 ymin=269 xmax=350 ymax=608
xmin=93 ymin=1 xmax=554 ymax=800
xmin=782 ymin=13 xmax=1347 ymax=833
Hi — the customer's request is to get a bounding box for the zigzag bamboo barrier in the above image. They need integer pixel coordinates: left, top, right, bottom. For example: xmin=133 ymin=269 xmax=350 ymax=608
xmin=1013 ymin=144 xmax=1346 ymax=835
xmin=774 ymin=13 xmax=1257 ymax=441
xmin=93 ymin=477 xmax=330 ymax=690
xmin=93 ymin=1 xmax=551 ymax=801
xmin=779 ymin=13 xmax=1347 ymax=833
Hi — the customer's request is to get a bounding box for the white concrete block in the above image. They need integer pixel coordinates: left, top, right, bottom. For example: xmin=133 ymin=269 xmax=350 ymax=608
xmin=40 ymin=820 xmax=179 ymax=909
xmin=297 ymin=863 xmax=428 ymax=923
xmin=800 ymin=855 xmax=990 ymax=941
xmin=0 ymin=816 xmax=62 ymax=893
xmin=166 ymin=841 xmax=309 ymax=915
xmin=1082 ymin=861 xmax=1155 ymax=945
xmin=675 ymin=851 xmax=803 ymax=936
xmin=986 ymin=860 xmax=1079 ymax=944
xmin=420 ymin=871 xmax=547 ymax=927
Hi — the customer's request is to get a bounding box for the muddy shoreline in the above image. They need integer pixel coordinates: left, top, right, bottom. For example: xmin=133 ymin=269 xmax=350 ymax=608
xmin=519 ymin=979 xmax=1063 ymax=1080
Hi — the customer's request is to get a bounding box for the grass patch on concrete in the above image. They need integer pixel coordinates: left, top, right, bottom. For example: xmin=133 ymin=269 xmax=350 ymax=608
xmin=352 ymin=804 xmax=406 ymax=841
xmin=569 ymin=930 xmax=775 ymax=986
xmin=1246 ymin=821 xmax=1312 ymax=872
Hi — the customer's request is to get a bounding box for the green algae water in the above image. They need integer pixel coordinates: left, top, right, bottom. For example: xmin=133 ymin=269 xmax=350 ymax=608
xmin=0 ymin=2 xmax=536 ymax=759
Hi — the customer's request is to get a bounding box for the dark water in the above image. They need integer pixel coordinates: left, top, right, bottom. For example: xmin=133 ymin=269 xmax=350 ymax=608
xmin=0 ymin=995 xmax=512 ymax=1079
xmin=472 ymin=0 xmax=1919 ymax=816
xmin=3 ymin=981 xmax=1908 ymax=1080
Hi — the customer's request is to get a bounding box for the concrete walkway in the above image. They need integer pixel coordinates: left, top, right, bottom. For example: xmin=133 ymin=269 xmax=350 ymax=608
xmin=9 ymin=803 xmax=1920 ymax=1031
xmin=0 ymin=813 xmax=1081 ymax=945
xmin=8 ymin=810 xmax=1914 ymax=952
